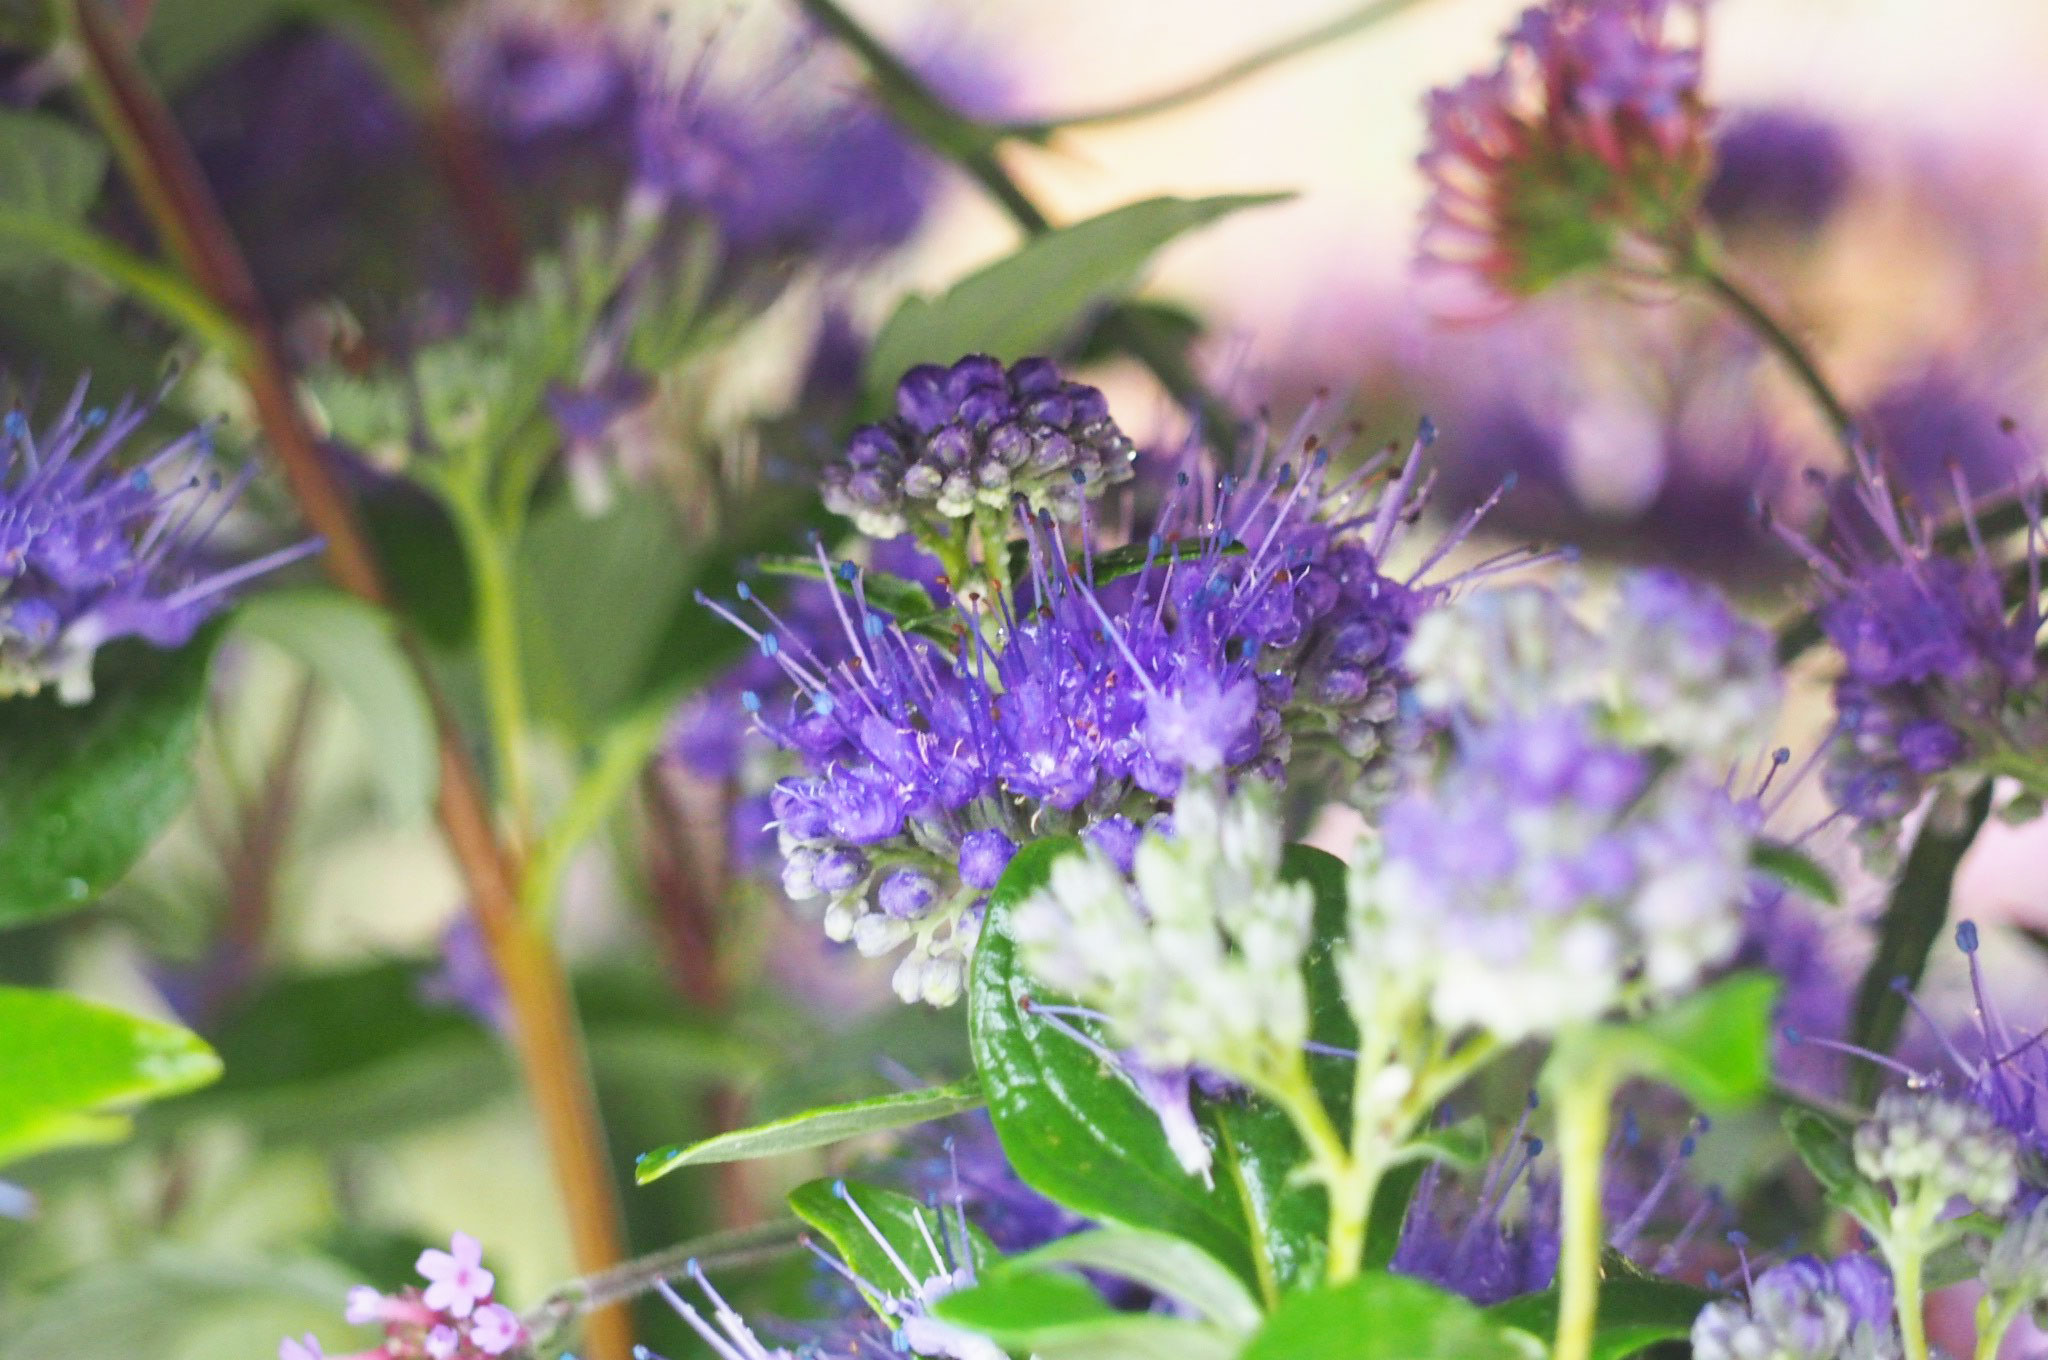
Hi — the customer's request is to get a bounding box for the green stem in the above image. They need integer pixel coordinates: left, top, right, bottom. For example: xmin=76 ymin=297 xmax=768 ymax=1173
xmin=1974 ymin=1290 xmax=2026 ymax=1360
xmin=0 ymin=208 xmax=243 ymax=355
xmin=1553 ymin=1069 xmax=1616 ymax=1360
xmin=1686 ymin=248 xmax=1856 ymax=450
xmin=446 ymin=478 xmax=538 ymax=840
xmin=1261 ymin=1062 xmax=1364 ymax=1284
xmin=994 ymin=0 xmax=1432 ymax=138
xmin=1893 ymin=1234 xmax=1929 ymax=1360
xmin=522 ymin=700 xmax=673 ymax=924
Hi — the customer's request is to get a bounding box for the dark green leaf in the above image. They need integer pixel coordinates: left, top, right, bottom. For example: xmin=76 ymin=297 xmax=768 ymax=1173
xmin=1847 ymin=782 xmax=1994 ymax=1103
xmin=0 ymin=987 xmax=221 ymax=1166
xmin=1004 ymin=1226 xmax=1263 ymax=1333
xmin=1488 ymin=1269 xmax=1714 ymax=1360
xmin=1241 ymin=1271 xmax=1522 ymax=1360
xmin=0 ymin=628 xmax=220 ymax=928
xmin=866 ymin=194 xmax=1288 ymax=398
xmin=635 ymin=1078 xmax=984 ymax=1182
xmin=167 ymin=962 xmax=508 ymax=1146
xmin=1072 ymin=299 xmax=1207 ymax=366
xmin=969 ymin=837 xmax=1261 ymax=1291
xmin=1363 ymin=1160 xmax=1427 ymax=1273
xmin=235 ymin=588 xmax=439 ymax=822
xmin=1750 ymin=842 xmax=1840 ymax=907
xmin=358 ymin=478 xmax=475 ymax=649
xmin=787 ymin=1176 xmax=994 ymax=1313
xmin=1780 ymin=1107 xmax=1858 ymax=1199
xmin=1546 ymin=973 xmax=1780 ymax=1113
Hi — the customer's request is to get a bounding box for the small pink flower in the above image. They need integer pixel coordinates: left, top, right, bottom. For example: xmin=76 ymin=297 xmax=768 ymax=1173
xmin=279 ymin=1336 xmax=324 ymax=1360
xmin=344 ymin=1286 xmax=385 ymax=1326
xmin=468 ymin=1303 xmax=525 ymax=1356
xmin=424 ymin=1324 xmax=461 ymax=1360
xmin=416 ymin=1232 xmax=495 ymax=1319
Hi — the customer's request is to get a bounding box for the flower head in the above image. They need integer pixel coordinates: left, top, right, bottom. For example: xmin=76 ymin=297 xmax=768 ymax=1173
xmin=1418 ymin=0 xmax=1712 ymax=309
xmin=1690 ymin=1254 xmax=1901 ymax=1360
xmin=1012 ymin=779 xmax=1313 ymax=1078
xmin=0 ymin=384 xmax=319 ymax=703
xmin=822 ymin=354 xmax=1136 ymax=540
xmin=418 ymin=1232 xmax=494 ymax=1319
xmin=1351 ymin=577 xmax=1774 ymax=1041
xmin=1853 ymin=1088 xmax=2020 ymax=1216
xmin=1778 ymin=442 xmax=2044 ymax=831
xmin=1701 ymin=107 xmax=1854 ymax=239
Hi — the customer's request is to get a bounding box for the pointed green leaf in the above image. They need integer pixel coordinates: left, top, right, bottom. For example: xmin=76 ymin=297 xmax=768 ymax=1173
xmin=1750 ymin=842 xmax=1840 ymax=907
xmin=636 ymin=1079 xmax=983 ymax=1182
xmin=866 ymin=194 xmax=1289 ymax=394
xmin=787 ymin=1176 xmax=995 ymax=1313
xmin=1547 ymin=973 xmax=1781 ymax=1113
xmin=0 ymin=987 xmax=221 ymax=1166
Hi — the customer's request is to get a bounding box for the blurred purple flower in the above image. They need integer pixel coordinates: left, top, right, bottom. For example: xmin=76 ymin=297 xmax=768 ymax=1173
xmin=418 ymin=915 xmax=510 ymax=1034
xmin=1702 ymin=107 xmax=1854 ymax=238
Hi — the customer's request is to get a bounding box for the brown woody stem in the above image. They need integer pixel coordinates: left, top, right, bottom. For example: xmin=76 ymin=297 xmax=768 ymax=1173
xmin=64 ymin=6 xmax=632 ymax=1356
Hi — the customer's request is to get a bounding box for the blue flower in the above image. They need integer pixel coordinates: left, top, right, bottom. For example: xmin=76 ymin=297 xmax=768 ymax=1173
xmin=0 ymin=385 xmax=319 ymax=703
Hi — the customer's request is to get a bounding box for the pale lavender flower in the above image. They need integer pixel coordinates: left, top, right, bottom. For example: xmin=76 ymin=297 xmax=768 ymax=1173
xmin=417 ymin=1232 xmax=495 ymax=1319
xmin=1691 ymin=1254 xmax=1901 ymax=1360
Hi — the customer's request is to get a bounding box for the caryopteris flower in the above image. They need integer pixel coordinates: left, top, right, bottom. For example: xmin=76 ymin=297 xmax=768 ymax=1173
xmin=1012 ymin=779 xmax=1314 ymax=1091
xmin=1418 ymin=0 xmax=1712 ymax=310
xmin=820 ymin=354 xmax=1137 ymax=541
xmin=1690 ymin=1254 xmax=1902 ymax=1360
xmin=1350 ymin=575 xmax=1775 ymax=1041
xmin=1853 ymin=1088 xmax=2020 ymax=1217
xmin=0 ymin=384 xmax=320 ymax=703
xmin=1777 ymin=443 xmax=2045 ymax=833
xmin=283 ymin=1231 xmax=526 ymax=1360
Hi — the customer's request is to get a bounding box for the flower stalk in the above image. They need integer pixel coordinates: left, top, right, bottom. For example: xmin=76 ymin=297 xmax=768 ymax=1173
xmin=61 ymin=6 xmax=634 ymax=1357
xmin=1550 ymin=1061 xmax=1618 ymax=1360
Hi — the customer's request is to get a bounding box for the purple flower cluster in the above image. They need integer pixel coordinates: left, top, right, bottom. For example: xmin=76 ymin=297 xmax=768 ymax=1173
xmin=1418 ymin=0 xmax=1712 ymax=309
xmin=708 ymin=363 xmax=1504 ymax=1002
xmin=1782 ymin=444 xmax=2043 ymax=828
xmin=1690 ymin=1254 xmax=1899 ymax=1360
xmin=822 ymin=355 xmax=1137 ymax=540
xmin=1702 ymin=107 xmax=1855 ymax=239
xmin=1395 ymin=1099 xmax=1722 ymax=1305
xmin=0 ymin=384 xmax=318 ymax=703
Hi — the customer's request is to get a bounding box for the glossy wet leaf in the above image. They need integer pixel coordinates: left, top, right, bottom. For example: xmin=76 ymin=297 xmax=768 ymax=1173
xmin=866 ymin=194 xmax=1287 ymax=396
xmin=0 ymin=987 xmax=221 ymax=1166
xmin=1240 ymin=1271 xmax=1522 ymax=1360
xmin=635 ymin=1078 xmax=983 ymax=1182
xmin=969 ymin=837 xmax=1260 ymax=1290
xmin=0 ymin=628 xmax=220 ymax=928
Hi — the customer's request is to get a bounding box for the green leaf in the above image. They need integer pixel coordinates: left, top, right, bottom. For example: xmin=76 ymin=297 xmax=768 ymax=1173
xmin=0 ymin=628 xmax=220 ymax=928
xmin=934 ymin=1271 xmax=1242 ymax=1360
xmin=787 ymin=1176 xmax=995 ymax=1312
xmin=1847 ymin=782 xmax=1994 ymax=1104
xmin=635 ymin=1078 xmax=984 ymax=1183
xmin=1240 ymin=1272 xmax=1523 ymax=1360
xmin=0 ymin=987 xmax=221 ymax=1166
xmin=1781 ymin=1107 xmax=1888 ymax=1226
xmin=969 ymin=837 xmax=1261 ymax=1290
xmin=0 ymin=111 xmax=106 ymax=250
xmin=164 ymin=962 xmax=508 ymax=1146
xmin=1750 ymin=842 xmax=1840 ymax=907
xmin=1547 ymin=973 xmax=1781 ymax=1113
xmin=358 ymin=478 xmax=475 ymax=649
xmin=866 ymin=194 xmax=1288 ymax=396
xmin=1487 ymin=1269 xmax=1714 ymax=1360
xmin=235 ymin=588 xmax=439 ymax=822
xmin=752 ymin=553 xmax=953 ymax=643
xmin=1005 ymin=1226 xmax=1263 ymax=1334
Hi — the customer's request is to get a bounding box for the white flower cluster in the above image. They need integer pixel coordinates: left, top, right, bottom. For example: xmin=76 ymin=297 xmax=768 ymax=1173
xmin=1012 ymin=780 xmax=1313 ymax=1078
xmin=1853 ymin=1088 xmax=2020 ymax=1215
